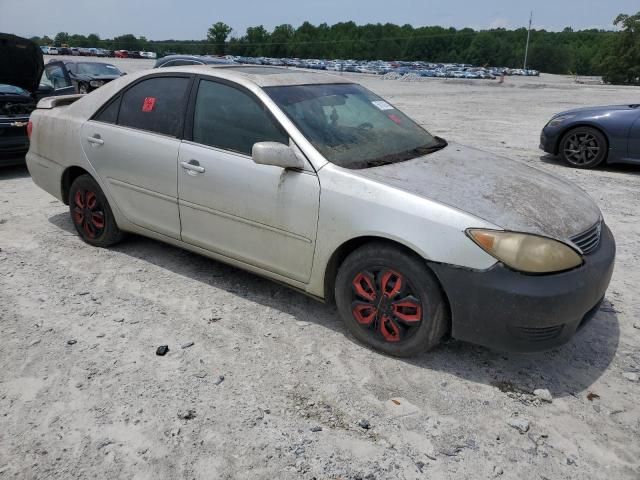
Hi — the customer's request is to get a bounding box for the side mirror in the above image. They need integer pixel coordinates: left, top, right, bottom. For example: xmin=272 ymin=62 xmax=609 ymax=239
xmin=37 ymin=84 xmax=55 ymax=94
xmin=121 ymin=72 xmax=127 ymax=76
xmin=252 ymin=142 xmax=305 ymax=170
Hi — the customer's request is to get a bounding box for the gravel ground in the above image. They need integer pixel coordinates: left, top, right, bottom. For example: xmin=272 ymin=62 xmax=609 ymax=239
xmin=1 ymin=60 xmax=639 ymax=479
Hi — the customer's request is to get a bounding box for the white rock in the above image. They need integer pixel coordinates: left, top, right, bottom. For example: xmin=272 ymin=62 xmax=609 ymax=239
xmin=622 ymin=372 xmax=639 ymax=382
xmin=533 ymin=389 xmax=553 ymax=403
xmin=507 ymin=418 xmax=530 ymax=433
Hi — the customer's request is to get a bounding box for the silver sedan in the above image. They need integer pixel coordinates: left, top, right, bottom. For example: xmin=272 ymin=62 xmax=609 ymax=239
xmin=26 ymin=65 xmax=615 ymax=356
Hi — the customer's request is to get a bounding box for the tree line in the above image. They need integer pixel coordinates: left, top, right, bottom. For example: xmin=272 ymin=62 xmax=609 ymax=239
xmin=29 ymin=11 xmax=640 ymax=84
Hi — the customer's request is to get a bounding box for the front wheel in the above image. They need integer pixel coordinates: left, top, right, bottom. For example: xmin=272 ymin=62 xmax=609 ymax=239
xmin=559 ymin=127 xmax=607 ymax=169
xmin=335 ymin=243 xmax=448 ymax=357
xmin=68 ymin=174 xmax=124 ymax=247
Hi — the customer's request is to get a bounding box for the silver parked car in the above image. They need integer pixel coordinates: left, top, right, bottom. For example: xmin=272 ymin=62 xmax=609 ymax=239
xmin=26 ymin=66 xmax=615 ymax=357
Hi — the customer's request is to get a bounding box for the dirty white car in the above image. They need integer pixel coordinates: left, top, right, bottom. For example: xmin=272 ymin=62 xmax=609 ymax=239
xmin=26 ymin=65 xmax=615 ymax=356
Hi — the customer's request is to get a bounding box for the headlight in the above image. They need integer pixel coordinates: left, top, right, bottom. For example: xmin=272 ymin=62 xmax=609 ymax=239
xmin=89 ymin=80 xmax=104 ymax=88
xmin=467 ymin=229 xmax=583 ymax=274
xmin=547 ymin=114 xmax=576 ymax=128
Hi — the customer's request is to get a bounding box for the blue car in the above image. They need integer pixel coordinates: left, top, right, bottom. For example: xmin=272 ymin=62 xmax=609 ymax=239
xmin=540 ymin=104 xmax=640 ymax=168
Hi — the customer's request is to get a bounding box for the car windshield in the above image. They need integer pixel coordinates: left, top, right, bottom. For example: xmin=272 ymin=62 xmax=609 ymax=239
xmin=265 ymin=83 xmax=445 ymax=169
xmin=0 ymin=84 xmax=29 ymax=95
xmin=77 ymin=63 xmax=121 ymax=76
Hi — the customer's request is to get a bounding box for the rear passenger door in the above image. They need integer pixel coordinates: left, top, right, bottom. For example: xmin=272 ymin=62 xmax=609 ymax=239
xmin=81 ymin=75 xmax=193 ymax=239
xmin=177 ymin=78 xmax=320 ymax=282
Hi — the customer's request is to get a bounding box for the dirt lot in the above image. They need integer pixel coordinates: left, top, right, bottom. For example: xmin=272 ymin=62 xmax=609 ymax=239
xmin=1 ymin=60 xmax=639 ymax=479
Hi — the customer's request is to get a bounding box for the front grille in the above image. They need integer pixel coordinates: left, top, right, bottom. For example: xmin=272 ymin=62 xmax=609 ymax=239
xmin=570 ymin=222 xmax=602 ymax=255
xmin=509 ymin=325 xmax=565 ymax=342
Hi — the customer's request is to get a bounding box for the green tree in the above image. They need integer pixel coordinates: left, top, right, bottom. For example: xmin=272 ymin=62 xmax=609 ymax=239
xmin=207 ymin=22 xmax=232 ymax=55
xmin=54 ymin=32 xmax=70 ymax=47
xmin=600 ymin=11 xmax=640 ymax=84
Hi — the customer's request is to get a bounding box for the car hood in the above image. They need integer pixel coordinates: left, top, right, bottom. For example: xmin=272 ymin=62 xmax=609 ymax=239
xmin=556 ymin=104 xmax=640 ymax=116
xmin=0 ymin=33 xmax=44 ymax=93
xmin=354 ymin=143 xmax=601 ymax=241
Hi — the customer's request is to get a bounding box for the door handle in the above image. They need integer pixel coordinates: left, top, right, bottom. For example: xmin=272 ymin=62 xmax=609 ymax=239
xmin=180 ymin=160 xmax=205 ymax=174
xmin=87 ymin=135 xmax=104 ymax=146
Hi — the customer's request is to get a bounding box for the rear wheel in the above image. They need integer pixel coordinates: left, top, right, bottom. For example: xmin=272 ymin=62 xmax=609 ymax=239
xmin=559 ymin=127 xmax=607 ymax=169
xmin=78 ymin=83 xmax=89 ymax=94
xmin=68 ymin=175 xmax=124 ymax=247
xmin=335 ymin=243 xmax=448 ymax=357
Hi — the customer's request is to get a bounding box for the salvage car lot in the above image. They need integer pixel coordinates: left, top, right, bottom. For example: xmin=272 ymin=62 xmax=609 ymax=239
xmin=1 ymin=65 xmax=639 ymax=478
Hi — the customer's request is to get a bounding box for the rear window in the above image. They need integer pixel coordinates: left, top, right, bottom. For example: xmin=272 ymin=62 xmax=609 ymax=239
xmin=117 ymin=76 xmax=191 ymax=137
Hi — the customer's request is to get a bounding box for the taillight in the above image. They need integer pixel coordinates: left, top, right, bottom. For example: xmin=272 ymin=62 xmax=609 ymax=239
xmin=27 ymin=121 xmax=33 ymax=139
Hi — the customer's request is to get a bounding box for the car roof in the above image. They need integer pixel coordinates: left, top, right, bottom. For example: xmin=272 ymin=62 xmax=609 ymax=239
xmin=161 ymin=64 xmax=355 ymax=88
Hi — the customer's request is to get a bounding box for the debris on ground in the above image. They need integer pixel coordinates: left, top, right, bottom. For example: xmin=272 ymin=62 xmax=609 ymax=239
xmin=357 ymin=419 xmax=371 ymax=430
xmin=181 ymin=342 xmax=194 ymax=349
xmin=214 ymin=375 xmax=225 ymax=385
xmin=156 ymin=345 xmax=169 ymax=356
xmin=622 ymin=372 xmax=639 ymax=382
xmin=533 ymin=389 xmax=553 ymax=403
xmin=507 ymin=417 xmax=530 ymax=434
xmin=67 ymin=339 xmax=77 ymax=345
xmin=177 ymin=409 xmax=196 ymax=420
xmin=587 ymin=392 xmax=600 ymax=401
xmin=310 ymin=426 xmax=323 ymax=432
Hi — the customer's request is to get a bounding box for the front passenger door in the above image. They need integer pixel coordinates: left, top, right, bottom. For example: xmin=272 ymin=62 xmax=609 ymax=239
xmin=178 ymin=78 xmax=320 ymax=283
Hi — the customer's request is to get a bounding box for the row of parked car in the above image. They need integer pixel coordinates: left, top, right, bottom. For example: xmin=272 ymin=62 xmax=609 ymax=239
xmin=41 ymin=46 xmax=157 ymax=59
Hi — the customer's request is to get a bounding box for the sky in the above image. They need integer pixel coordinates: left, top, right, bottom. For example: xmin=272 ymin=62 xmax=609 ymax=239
xmin=1 ymin=0 xmax=637 ymax=40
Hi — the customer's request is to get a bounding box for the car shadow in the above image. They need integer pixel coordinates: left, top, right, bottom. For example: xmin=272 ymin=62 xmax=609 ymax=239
xmin=48 ymin=211 xmax=621 ymax=399
xmin=540 ymin=154 xmax=640 ymax=175
xmin=0 ymin=164 xmax=30 ymax=180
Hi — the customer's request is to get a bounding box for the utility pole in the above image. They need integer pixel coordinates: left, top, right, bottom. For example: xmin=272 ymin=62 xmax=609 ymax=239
xmin=523 ymin=11 xmax=533 ymax=70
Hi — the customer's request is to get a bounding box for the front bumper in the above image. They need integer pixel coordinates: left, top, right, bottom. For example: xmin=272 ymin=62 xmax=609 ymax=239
xmin=429 ymin=224 xmax=616 ymax=352
xmin=539 ymin=126 xmax=561 ymax=154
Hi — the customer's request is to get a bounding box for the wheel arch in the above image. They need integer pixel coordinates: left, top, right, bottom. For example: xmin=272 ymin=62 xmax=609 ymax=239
xmin=61 ymin=166 xmax=91 ymax=205
xmin=554 ymin=123 xmax=610 ymax=157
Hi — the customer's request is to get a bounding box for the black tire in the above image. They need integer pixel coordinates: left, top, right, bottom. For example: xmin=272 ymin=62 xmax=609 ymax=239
xmin=335 ymin=243 xmax=448 ymax=357
xmin=78 ymin=83 xmax=89 ymax=94
xmin=559 ymin=127 xmax=607 ymax=169
xmin=68 ymin=174 xmax=124 ymax=247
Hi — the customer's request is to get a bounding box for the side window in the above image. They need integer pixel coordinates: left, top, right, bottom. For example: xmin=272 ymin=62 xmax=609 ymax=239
xmin=192 ymin=80 xmax=288 ymax=155
xmin=94 ymin=95 xmax=121 ymax=124
xmin=41 ymin=64 xmax=73 ymax=90
xmin=66 ymin=63 xmax=77 ymax=74
xmin=117 ymin=77 xmax=191 ymax=137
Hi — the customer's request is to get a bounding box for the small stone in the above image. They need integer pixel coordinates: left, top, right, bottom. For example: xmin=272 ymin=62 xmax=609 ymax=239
xmin=113 ymin=318 xmax=124 ymax=323
xmin=533 ymin=389 xmax=553 ymax=403
xmin=67 ymin=339 xmax=77 ymax=345
xmin=493 ymin=465 xmax=504 ymax=477
xmin=29 ymin=339 xmax=41 ymax=347
xmin=507 ymin=418 xmax=530 ymax=434
xmin=294 ymin=446 xmax=305 ymax=456
xmin=181 ymin=342 xmax=194 ymax=349
xmin=633 ymin=323 xmax=640 ymax=330
xmin=622 ymin=372 xmax=639 ymax=382
xmin=77 ymin=291 xmax=90 ymax=296
xmin=214 ymin=375 xmax=225 ymax=385
xmin=296 ymin=321 xmax=311 ymax=327
xmin=177 ymin=409 xmax=196 ymax=420
xmin=310 ymin=426 xmax=322 ymax=432
xmin=357 ymin=419 xmax=371 ymax=430
xmin=96 ymin=333 xmax=105 ymax=338
xmin=156 ymin=345 xmax=169 ymax=356
xmin=193 ymin=371 xmax=207 ymax=378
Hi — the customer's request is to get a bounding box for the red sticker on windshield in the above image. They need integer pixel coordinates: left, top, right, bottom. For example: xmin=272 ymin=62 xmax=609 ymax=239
xmin=388 ymin=114 xmax=402 ymax=125
xmin=142 ymin=97 xmax=156 ymax=112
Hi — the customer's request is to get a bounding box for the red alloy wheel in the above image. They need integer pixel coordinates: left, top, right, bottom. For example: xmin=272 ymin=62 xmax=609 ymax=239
xmin=350 ymin=268 xmax=423 ymax=343
xmin=73 ymin=189 xmax=106 ymax=239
